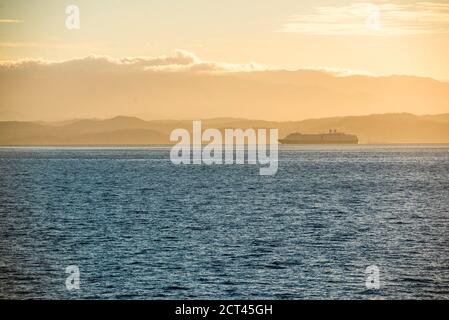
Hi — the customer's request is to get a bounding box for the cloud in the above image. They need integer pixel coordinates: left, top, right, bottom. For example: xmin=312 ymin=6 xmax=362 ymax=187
xmin=0 ymin=42 xmax=66 ymax=48
xmin=0 ymin=19 xmax=23 ymax=23
xmin=301 ymin=66 xmax=376 ymax=77
xmin=280 ymin=1 xmax=449 ymax=36
xmin=0 ymin=49 xmax=267 ymax=73
xmin=0 ymin=50 xmax=391 ymax=79
xmin=0 ymin=50 xmax=377 ymax=77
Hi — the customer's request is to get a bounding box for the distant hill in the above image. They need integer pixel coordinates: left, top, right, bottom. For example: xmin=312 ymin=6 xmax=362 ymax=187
xmin=0 ymin=113 xmax=448 ymax=145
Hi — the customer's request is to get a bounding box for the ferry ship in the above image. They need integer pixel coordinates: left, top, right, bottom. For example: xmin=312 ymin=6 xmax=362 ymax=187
xmin=279 ymin=129 xmax=358 ymax=144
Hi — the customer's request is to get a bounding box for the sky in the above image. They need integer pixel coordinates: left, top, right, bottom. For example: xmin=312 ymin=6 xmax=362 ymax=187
xmin=1 ymin=0 xmax=449 ymax=80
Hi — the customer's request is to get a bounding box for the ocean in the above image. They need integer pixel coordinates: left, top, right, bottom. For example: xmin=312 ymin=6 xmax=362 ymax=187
xmin=0 ymin=145 xmax=448 ymax=299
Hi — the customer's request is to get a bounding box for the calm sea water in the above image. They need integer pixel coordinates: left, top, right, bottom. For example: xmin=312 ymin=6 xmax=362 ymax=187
xmin=0 ymin=146 xmax=448 ymax=299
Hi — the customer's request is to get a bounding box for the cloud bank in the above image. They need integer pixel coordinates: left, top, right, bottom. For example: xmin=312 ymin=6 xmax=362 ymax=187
xmin=0 ymin=49 xmax=267 ymax=73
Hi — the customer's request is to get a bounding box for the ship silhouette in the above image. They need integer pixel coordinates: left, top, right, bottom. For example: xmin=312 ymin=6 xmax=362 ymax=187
xmin=279 ymin=129 xmax=358 ymax=144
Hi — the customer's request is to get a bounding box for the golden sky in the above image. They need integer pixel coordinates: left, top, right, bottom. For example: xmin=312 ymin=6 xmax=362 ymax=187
xmin=1 ymin=0 xmax=449 ymax=121
xmin=1 ymin=0 xmax=449 ymax=80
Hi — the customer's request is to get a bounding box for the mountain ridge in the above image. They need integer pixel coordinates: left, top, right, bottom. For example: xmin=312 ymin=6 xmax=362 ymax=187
xmin=1 ymin=113 xmax=448 ymax=145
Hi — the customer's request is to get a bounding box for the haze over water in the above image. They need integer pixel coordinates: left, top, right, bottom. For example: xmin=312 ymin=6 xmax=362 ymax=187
xmin=0 ymin=146 xmax=448 ymax=299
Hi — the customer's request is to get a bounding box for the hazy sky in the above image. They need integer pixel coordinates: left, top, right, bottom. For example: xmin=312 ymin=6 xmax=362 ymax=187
xmin=1 ymin=0 xmax=449 ymax=80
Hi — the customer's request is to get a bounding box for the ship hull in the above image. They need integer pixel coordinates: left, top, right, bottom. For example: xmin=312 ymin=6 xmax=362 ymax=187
xmin=279 ymin=139 xmax=358 ymax=144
